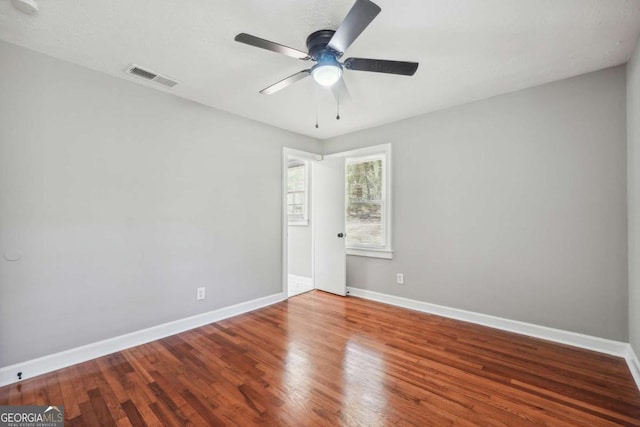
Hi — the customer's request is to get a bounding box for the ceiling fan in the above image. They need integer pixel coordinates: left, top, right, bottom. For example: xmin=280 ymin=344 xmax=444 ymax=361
xmin=234 ymin=0 xmax=419 ymax=98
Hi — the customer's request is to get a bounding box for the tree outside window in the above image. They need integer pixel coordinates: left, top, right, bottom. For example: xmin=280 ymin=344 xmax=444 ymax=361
xmin=346 ymin=155 xmax=385 ymax=247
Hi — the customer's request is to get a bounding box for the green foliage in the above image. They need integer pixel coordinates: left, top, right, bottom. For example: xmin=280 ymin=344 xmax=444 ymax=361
xmin=346 ymin=158 xmax=384 ymax=246
xmin=346 ymin=159 xmax=382 ymax=202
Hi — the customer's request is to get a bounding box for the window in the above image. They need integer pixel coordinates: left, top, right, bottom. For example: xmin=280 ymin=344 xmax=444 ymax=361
xmin=343 ymin=144 xmax=392 ymax=258
xmin=288 ymin=159 xmax=309 ymax=225
xmin=346 ymin=155 xmax=384 ymax=246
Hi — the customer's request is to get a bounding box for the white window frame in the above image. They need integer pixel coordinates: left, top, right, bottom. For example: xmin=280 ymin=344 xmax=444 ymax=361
xmin=327 ymin=143 xmax=393 ymax=259
xmin=287 ymin=159 xmax=310 ymax=226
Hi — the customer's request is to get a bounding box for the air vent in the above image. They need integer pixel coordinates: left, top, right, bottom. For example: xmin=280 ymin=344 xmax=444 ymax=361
xmin=129 ymin=66 xmax=157 ymax=80
xmin=152 ymin=75 xmax=179 ymax=88
xmin=126 ymin=64 xmax=179 ymax=88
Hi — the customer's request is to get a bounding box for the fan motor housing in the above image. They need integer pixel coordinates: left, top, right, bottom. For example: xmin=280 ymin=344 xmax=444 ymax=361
xmin=306 ymin=30 xmax=341 ymax=59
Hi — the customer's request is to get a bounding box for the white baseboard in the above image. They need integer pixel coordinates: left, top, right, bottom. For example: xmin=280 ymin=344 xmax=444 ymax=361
xmin=0 ymin=292 xmax=286 ymax=387
xmin=346 ymin=287 xmax=629 ymax=358
xmin=3 ymin=287 xmax=638 ymax=392
xmin=288 ymin=274 xmax=313 ymax=287
xmin=348 ymin=287 xmax=640 ymax=390
xmin=626 ymin=344 xmax=640 ymax=391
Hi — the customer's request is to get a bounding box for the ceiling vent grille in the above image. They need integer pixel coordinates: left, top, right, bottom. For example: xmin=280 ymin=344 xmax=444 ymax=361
xmin=126 ymin=64 xmax=179 ymax=88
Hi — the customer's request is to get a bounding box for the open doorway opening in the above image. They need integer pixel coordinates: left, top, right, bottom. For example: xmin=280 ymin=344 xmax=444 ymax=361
xmin=282 ymin=148 xmax=321 ymax=298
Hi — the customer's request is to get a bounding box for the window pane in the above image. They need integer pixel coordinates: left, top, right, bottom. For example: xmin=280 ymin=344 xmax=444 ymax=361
xmin=346 ymin=202 xmax=382 ymax=245
xmin=288 ymin=166 xmax=304 ymax=192
xmin=288 ymin=162 xmax=307 ymax=222
xmin=346 ymin=158 xmax=384 ymax=247
xmin=288 ymin=204 xmax=304 ymax=216
xmin=288 ymin=191 xmax=304 ymax=205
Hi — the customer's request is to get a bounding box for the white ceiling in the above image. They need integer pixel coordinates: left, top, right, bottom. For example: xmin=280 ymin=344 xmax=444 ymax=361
xmin=1 ymin=0 xmax=640 ymax=139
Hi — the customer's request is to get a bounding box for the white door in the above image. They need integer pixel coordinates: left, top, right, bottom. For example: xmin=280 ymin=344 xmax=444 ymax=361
xmin=313 ymin=157 xmax=346 ymax=296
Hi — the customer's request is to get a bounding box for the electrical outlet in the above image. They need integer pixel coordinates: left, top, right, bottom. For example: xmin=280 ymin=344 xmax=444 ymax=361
xmin=397 ymin=273 xmax=404 ymax=285
xmin=196 ymin=287 xmax=206 ymax=300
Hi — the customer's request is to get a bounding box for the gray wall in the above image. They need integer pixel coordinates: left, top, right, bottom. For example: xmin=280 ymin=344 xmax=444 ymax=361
xmin=629 ymin=39 xmax=640 ymax=354
xmin=325 ymin=67 xmax=628 ymax=341
xmin=0 ymin=37 xmax=632 ymax=370
xmin=0 ymin=40 xmax=320 ymax=366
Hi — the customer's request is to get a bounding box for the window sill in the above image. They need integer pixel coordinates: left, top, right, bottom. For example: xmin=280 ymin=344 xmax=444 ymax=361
xmin=288 ymin=220 xmax=309 ymax=226
xmin=346 ymin=248 xmax=393 ymax=259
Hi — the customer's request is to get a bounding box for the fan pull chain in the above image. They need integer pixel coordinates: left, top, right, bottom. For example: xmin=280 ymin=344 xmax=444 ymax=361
xmin=336 ymin=92 xmax=341 ymax=120
xmin=315 ymin=84 xmax=319 ymax=128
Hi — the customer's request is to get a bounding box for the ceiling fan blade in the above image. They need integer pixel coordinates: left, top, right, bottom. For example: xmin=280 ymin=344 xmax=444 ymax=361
xmin=235 ymin=33 xmax=310 ymax=60
xmin=331 ymin=77 xmax=352 ymax=104
xmin=327 ymin=0 xmax=381 ymax=55
xmin=260 ymin=70 xmax=311 ymax=95
xmin=344 ymin=58 xmax=419 ymax=76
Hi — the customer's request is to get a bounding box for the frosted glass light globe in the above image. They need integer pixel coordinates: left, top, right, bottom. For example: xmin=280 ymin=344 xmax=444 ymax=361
xmin=312 ymin=64 xmax=342 ymax=87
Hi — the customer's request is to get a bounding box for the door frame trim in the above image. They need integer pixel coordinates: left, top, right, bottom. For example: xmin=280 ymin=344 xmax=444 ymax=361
xmin=282 ymin=148 xmax=322 ymax=297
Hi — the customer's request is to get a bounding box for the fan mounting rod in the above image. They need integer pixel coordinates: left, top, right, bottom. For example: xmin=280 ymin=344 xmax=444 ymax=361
xmin=306 ymin=30 xmax=341 ymax=60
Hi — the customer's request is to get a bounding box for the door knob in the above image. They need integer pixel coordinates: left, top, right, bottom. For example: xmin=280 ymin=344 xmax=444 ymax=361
xmin=337 ymin=233 xmax=344 ymax=238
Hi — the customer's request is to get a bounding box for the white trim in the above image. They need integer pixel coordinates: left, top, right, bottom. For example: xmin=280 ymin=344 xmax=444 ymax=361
xmin=346 ymin=287 xmax=629 ymax=357
xmin=285 ymin=148 xmax=323 ymax=161
xmin=345 ymin=153 xmax=384 ymax=165
xmin=288 ymin=274 xmax=313 ymax=287
xmin=0 ymin=292 xmax=286 ymax=387
xmin=346 ymin=248 xmax=393 ymax=259
xmin=324 ymin=143 xmax=391 ymax=159
xmin=626 ymin=344 xmax=640 ymax=391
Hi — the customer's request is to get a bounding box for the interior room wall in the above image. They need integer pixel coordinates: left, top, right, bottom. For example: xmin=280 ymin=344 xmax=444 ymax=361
xmin=629 ymin=38 xmax=640 ymax=355
xmin=0 ymin=40 xmax=320 ymax=367
xmin=324 ymin=66 xmax=628 ymax=341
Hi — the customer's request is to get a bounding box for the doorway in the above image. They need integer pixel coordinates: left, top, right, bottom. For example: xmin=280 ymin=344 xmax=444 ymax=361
xmin=283 ymin=148 xmax=321 ymax=297
xmin=282 ymin=148 xmax=347 ymax=298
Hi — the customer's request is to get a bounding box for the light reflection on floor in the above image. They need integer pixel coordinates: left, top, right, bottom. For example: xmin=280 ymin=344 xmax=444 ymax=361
xmin=343 ymin=339 xmax=388 ymax=426
xmin=282 ymin=292 xmax=387 ymax=423
xmin=281 ymin=340 xmax=314 ymax=420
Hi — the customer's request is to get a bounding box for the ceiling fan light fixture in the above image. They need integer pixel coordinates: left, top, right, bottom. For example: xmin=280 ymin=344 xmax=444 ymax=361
xmin=236 ymin=0 xmax=419 ymax=99
xmin=312 ymin=64 xmax=342 ymax=87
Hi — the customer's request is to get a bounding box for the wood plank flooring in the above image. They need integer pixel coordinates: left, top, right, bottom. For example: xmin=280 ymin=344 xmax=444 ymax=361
xmin=1 ymin=290 xmax=639 ymax=426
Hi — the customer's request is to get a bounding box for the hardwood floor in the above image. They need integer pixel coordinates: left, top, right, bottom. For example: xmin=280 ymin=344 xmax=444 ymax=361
xmin=1 ymin=290 xmax=639 ymax=426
